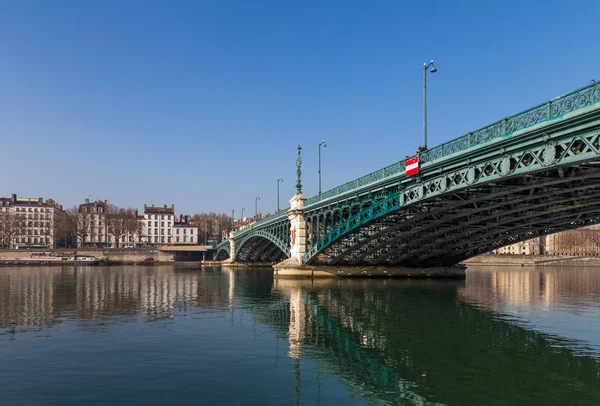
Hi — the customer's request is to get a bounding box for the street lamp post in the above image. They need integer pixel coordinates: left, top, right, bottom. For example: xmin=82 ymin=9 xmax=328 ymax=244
xmin=318 ymin=140 xmax=327 ymax=194
xmin=423 ymin=60 xmax=437 ymax=150
xmin=255 ymin=196 xmax=260 ymax=218
xmin=277 ymin=178 xmax=283 ymax=212
xmin=231 ymin=210 xmax=235 ymax=232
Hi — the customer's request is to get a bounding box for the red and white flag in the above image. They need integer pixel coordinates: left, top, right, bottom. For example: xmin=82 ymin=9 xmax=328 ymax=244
xmin=405 ymin=155 xmax=419 ymax=177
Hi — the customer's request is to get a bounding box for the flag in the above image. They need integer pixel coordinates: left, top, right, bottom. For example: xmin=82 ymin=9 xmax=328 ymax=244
xmin=405 ymin=155 xmax=419 ymax=177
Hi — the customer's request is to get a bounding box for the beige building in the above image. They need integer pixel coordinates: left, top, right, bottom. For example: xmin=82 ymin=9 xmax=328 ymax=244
xmin=0 ymin=194 xmax=65 ymax=248
xmin=78 ymin=199 xmax=110 ymax=247
xmin=77 ymin=199 xmax=143 ymax=248
xmin=492 ymin=225 xmax=600 ymax=256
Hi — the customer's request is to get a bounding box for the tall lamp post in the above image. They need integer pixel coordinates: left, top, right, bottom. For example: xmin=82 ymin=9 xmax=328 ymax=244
xmin=277 ymin=178 xmax=283 ymax=212
xmin=255 ymin=196 xmax=260 ymax=218
xmin=423 ymin=60 xmax=437 ymax=150
xmin=318 ymin=140 xmax=327 ymax=194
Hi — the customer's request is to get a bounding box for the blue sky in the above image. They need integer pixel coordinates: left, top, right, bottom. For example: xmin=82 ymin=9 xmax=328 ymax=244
xmin=1 ymin=0 xmax=598 ymax=216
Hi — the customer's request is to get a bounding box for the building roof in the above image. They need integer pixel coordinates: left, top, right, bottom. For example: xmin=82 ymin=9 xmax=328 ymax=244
xmin=144 ymin=204 xmax=175 ymax=214
xmin=0 ymin=195 xmax=63 ymax=210
xmin=79 ymin=199 xmax=109 ymax=213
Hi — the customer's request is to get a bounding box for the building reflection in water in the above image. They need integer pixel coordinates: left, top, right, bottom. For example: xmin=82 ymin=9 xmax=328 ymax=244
xmin=0 ymin=266 xmax=232 ymax=329
xmin=459 ymin=266 xmax=600 ymax=313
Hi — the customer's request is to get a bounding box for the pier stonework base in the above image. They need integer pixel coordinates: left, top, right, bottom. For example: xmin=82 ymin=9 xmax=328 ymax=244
xmin=287 ymin=193 xmax=307 ymax=264
xmin=221 ymin=232 xmax=236 ymax=265
xmin=274 ymin=193 xmax=333 ymax=278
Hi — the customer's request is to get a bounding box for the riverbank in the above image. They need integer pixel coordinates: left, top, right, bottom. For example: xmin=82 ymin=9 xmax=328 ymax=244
xmin=465 ymin=254 xmax=600 ymax=267
xmin=0 ymin=248 xmax=174 ymax=265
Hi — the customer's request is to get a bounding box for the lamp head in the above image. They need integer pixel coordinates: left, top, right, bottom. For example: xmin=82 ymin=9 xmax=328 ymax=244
xmin=278 ymin=177 xmax=283 ymax=182
xmin=430 ymin=65 xmax=437 ymax=73
xmin=320 ymin=140 xmax=327 ymax=148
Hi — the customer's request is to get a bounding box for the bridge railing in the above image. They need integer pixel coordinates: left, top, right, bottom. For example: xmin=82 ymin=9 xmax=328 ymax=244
xmin=232 ymin=210 xmax=289 ymax=239
xmin=305 ymin=81 xmax=600 ymax=207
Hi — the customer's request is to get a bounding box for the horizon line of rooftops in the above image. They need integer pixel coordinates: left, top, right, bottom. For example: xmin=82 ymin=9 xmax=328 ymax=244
xmin=1 ymin=194 xmax=195 ymax=224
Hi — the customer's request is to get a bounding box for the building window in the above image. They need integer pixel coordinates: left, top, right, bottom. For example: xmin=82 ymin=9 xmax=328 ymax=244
xmin=148 ymin=221 xmax=151 ymax=227
xmin=161 ymin=237 xmax=164 ymax=243
xmin=161 ymin=229 xmax=164 ymax=235
xmin=154 ymin=236 xmax=158 ymax=243
xmin=176 ymin=237 xmax=180 ymax=242
xmin=168 ymin=229 xmax=171 ymax=235
xmin=154 ymin=228 xmax=158 ymax=235
xmin=161 ymin=222 xmax=164 ymax=228
xmin=176 ymin=229 xmax=180 ymax=234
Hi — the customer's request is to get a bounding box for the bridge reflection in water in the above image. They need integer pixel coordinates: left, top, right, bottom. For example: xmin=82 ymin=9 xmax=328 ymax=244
xmin=257 ymin=273 xmax=600 ymax=405
xmin=0 ymin=266 xmax=599 ymax=405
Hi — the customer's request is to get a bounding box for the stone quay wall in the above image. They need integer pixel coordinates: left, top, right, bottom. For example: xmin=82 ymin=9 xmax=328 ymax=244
xmin=0 ymin=248 xmax=174 ymax=264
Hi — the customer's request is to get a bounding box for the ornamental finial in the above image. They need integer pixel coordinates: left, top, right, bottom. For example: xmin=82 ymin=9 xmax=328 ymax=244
xmin=296 ymin=144 xmax=303 ymax=194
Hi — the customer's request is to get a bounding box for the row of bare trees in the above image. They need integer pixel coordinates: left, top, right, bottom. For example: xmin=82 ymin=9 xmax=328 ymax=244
xmin=190 ymin=213 xmax=232 ymax=244
xmin=63 ymin=204 xmax=141 ymax=248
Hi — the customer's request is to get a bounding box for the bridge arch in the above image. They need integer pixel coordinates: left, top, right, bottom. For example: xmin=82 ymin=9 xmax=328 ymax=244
xmin=215 ymin=244 xmax=230 ymax=261
xmin=234 ymin=230 xmax=290 ymax=263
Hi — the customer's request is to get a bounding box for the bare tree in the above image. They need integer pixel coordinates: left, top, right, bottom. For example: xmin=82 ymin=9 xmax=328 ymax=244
xmin=106 ymin=205 xmax=130 ymax=248
xmin=67 ymin=206 xmax=92 ymax=248
xmin=124 ymin=208 xmax=141 ymax=246
xmin=0 ymin=210 xmax=26 ymax=249
xmin=190 ymin=212 xmax=232 ymax=244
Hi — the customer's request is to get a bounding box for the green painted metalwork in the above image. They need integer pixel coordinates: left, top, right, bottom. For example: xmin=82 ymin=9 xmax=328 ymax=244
xmin=215 ymin=241 xmax=230 ymax=260
xmin=305 ymin=81 xmax=600 ymax=207
xmin=222 ymin=80 xmax=600 ymax=267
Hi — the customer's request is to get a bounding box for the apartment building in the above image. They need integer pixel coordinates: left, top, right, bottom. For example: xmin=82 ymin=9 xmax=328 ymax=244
xmin=174 ymin=215 xmax=198 ymax=245
xmin=143 ymin=204 xmax=175 ymax=246
xmin=0 ymin=194 xmax=65 ymax=248
xmin=78 ymin=199 xmax=110 ymax=247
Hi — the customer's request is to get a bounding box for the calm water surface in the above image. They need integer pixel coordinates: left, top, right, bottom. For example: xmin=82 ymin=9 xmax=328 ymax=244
xmin=1 ymin=265 xmax=600 ymax=405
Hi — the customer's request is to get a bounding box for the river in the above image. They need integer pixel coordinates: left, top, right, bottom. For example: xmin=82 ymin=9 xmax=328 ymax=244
xmin=0 ymin=265 xmax=599 ymax=405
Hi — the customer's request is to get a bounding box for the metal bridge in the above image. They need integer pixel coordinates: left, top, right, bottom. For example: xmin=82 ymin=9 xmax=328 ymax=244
xmin=217 ymin=81 xmax=600 ymax=268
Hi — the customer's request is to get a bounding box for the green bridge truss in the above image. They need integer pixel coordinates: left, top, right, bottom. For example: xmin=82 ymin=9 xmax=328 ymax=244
xmin=222 ymin=81 xmax=600 ymax=266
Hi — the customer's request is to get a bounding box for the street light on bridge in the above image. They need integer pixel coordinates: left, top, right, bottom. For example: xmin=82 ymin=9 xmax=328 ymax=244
xmin=318 ymin=140 xmax=327 ymax=194
xmin=423 ymin=60 xmax=437 ymax=151
xmin=277 ymin=178 xmax=283 ymax=213
xmin=255 ymin=196 xmax=260 ymax=218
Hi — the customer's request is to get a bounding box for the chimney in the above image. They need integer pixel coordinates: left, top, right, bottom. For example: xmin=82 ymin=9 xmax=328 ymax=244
xmin=104 ymin=200 xmax=108 ymax=205
xmin=164 ymin=204 xmax=167 ymax=209
xmin=11 ymin=193 xmax=16 ymax=203
xmin=85 ymin=198 xmax=89 ymax=204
